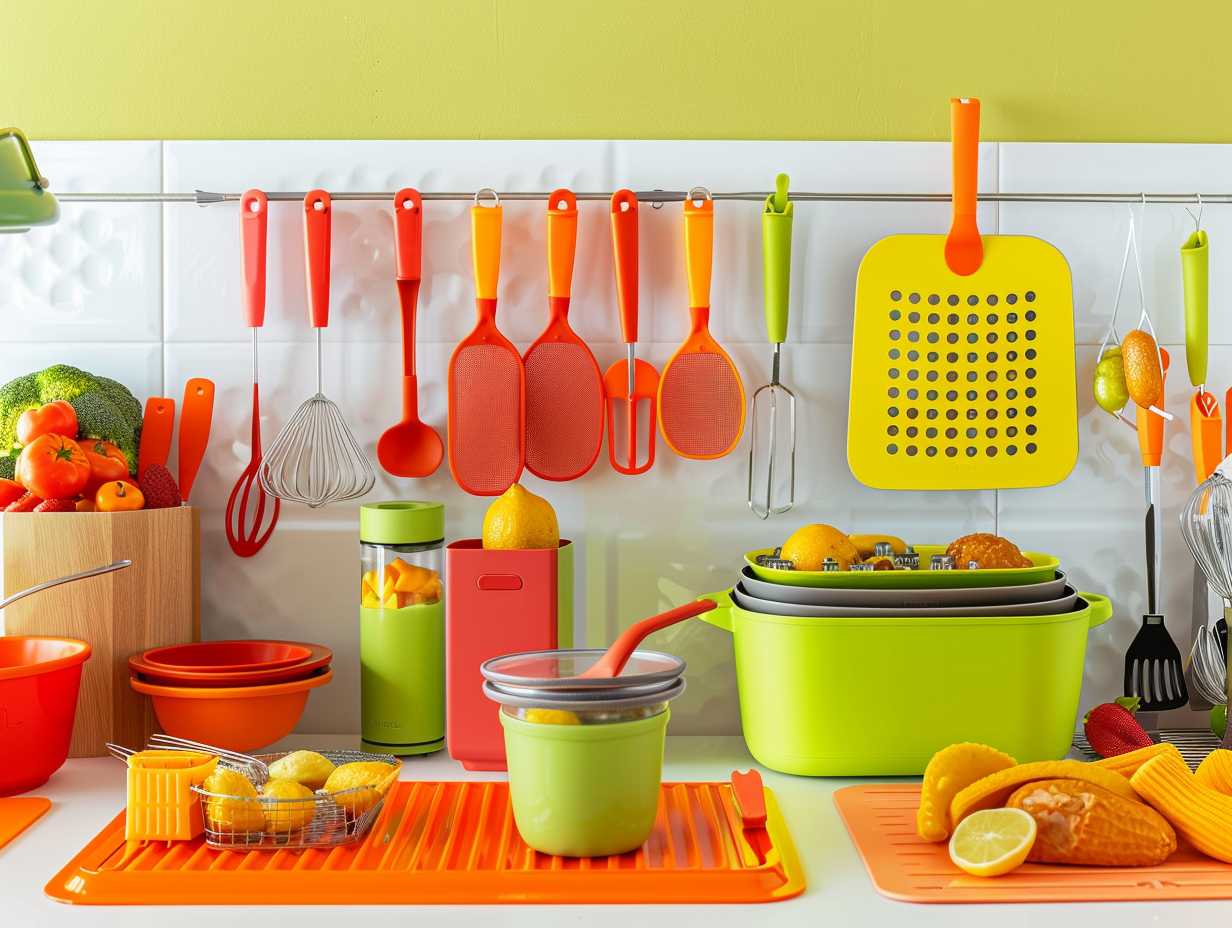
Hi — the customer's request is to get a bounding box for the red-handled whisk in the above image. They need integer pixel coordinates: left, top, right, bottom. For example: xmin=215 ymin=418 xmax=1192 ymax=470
xmin=226 ymin=189 xmax=280 ymax=556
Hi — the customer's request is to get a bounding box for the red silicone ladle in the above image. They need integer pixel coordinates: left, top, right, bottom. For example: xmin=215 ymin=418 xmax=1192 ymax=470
xmin=377 ymin=189 xmax=443 ymax=478
xmin=579 ymin=599 xmax=717 ymax=679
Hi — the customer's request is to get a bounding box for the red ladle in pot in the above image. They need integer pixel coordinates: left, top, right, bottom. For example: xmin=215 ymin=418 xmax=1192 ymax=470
xmin=579 ymin=599 xmax=717 ymax=679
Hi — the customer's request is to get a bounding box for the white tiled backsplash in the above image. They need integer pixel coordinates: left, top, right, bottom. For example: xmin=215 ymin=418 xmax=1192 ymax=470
xmin=3 ymin=139 xmax=1228 ymax=737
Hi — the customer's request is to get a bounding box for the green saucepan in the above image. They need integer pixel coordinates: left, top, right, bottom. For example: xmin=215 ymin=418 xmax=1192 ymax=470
xmin=701 ymin=588 xmax=1112 ymax=776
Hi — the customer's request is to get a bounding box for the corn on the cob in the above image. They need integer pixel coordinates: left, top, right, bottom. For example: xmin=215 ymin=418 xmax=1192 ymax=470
xmin=1131 ymin=751 xmax=1232 ymax=863
xmin=951 ymin=759 xmax=1139 ymax=827
xmin=1007 ymin=778 xmax=1175 ymax=866
xmin=1093 ymin=741 xmax=1182 ymax=778
xmin=1194 ymin=750 xmax=1232 ymax=796
xmin=916 ymin=742 xmax=1017 ymax=842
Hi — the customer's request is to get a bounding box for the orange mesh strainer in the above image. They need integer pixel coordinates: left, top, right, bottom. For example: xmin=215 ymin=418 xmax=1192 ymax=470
xmin=447 ymin=190 xmax=525 ymax=496
xmin=657 ymin=189 xmax=746 ymax=459
xmin=523 ymin=189 xmax=604 ymax=481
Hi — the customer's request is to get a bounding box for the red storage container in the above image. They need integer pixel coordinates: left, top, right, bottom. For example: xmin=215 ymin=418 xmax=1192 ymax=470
xmin=445 ymin=540 xmax=573 ymax=771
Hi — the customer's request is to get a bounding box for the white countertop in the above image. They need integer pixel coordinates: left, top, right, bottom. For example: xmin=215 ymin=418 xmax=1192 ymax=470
xmin=5 ymin=735 xmax=1231 ymax=926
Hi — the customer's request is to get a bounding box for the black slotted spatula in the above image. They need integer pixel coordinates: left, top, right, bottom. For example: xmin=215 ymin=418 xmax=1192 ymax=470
xmin=1125 ymin=503 xmax=1188 ymax=712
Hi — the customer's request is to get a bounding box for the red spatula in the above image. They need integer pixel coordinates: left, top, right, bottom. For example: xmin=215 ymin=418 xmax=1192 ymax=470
xmin=447 ymin=190 xmax=525 ymax=496
xmin=524 ymin=189 xmax=604 ymax=481
xmin=604 ymin=189 xmax=658 ymax=475
xmin=579 ymin=599 xmax=717 ymax=679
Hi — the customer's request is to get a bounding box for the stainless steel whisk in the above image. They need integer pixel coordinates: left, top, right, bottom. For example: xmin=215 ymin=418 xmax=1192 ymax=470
xmin=1181 ymin=453 xmax=1232 ymax=746
xmin=260 ymin=190 xmax=375 ymax=509
xmin=748 ymin=174 xmax=796 ymax=519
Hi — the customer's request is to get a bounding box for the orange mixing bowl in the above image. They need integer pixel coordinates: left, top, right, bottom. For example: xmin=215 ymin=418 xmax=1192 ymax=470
xmin=130 ymin=669 xmax=333 ymax=752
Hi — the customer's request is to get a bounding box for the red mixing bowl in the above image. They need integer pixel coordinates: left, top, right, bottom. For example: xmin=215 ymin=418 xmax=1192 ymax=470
xmin=141 ymin=640 xmax=314 ymax=673
xmin=0 ymin=636 xmax=92 ymax=795
xmin=128 ymin=642 xmax=332 ymax=687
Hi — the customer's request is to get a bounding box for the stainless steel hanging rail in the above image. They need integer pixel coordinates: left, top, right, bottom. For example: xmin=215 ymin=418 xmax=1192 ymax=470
xmin=50 ymin=190 xmax=1232 ymax=206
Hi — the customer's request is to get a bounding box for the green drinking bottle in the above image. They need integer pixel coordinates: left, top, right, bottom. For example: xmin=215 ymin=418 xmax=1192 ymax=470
xmin=359 ymin=501 xmax=445 ymax=756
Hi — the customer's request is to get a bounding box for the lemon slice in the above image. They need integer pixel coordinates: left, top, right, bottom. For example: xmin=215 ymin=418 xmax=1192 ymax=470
xmin=948 ymin=807 xmax=1037 ymax=877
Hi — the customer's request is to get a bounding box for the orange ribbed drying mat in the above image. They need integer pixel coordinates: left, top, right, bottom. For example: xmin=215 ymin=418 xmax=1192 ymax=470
xmin=48 ymin=780 xmax=804 ymax=905
xmin=835 ymin=783 xmax=1232 ymax=903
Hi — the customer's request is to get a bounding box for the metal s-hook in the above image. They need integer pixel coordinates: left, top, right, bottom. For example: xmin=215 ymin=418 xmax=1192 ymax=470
xmin=1186 ymin=192 xmax=1204 ymax=232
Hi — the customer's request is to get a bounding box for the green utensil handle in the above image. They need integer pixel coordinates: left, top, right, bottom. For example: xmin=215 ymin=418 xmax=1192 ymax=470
xmin=762 ymin=173 xmax=793 ymax=345
xmin=1079 ymin=592 xmax=1113 ymax=629
xmin=699 ymin=590 xmax=734 ymax=632
xmin=1181 ymin=229 xmax=1209 ymax=387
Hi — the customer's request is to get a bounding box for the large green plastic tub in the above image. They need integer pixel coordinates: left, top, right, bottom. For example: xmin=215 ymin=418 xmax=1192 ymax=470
xmin=500 ymin=710 xmax=668 ymax=856
xmin=701 ymin=589 xmax=1112 ymax=776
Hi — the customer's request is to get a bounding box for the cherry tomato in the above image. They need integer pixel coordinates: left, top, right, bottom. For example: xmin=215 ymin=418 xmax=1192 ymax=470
xmin=81 ymin=439 xmax=129 ymax=495
xmin=16 ymin=400 xmax=78 ymax=445
xmin=5 ymin=492 xmax=42 ymax=512
xmin=16 ymin=434 xmax=90 ymax=500
xmin=95 ymin=480 xmax=144 ymax=512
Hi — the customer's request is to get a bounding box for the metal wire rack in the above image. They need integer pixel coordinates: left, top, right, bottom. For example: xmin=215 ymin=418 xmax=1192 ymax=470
xmin=1071 ymin=729 xmax=1221 ymax=768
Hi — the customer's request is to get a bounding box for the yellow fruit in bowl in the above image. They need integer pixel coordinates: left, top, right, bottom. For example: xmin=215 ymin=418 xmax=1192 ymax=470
xmin=260 ymin=778 xmax=317 ymax=832
xmin=268 ymin=750 xmax=336 ymax=790
xmin=201 ymin=767 xmax=264 ymax=834
xmin=780 ymin=524 xmax=860 ymax=571
xmin=848 ymin=533 xmax=906 ymax=559
xmin=324 ymin=761 xmax=397 ymax=817
xmin=482 ymin=483 xmax=559 ymax=550
xmin=525 ymin=707 xmax=581 ymax=725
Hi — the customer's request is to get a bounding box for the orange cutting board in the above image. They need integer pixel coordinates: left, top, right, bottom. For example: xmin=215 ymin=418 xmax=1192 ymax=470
xmin=47 ymin=780 xmax=804 ymax=905
xmin=835 ymin=783 xmax=1232 ymax=903
xmin=0 ymin=797 xmax=50 ymax=850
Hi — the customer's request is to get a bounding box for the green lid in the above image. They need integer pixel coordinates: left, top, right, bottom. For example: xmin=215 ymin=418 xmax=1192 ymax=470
xmin=0 ymin=129 xmax=59 ymax=233
xmin=360 ymin=501 xmax=444 ymax=545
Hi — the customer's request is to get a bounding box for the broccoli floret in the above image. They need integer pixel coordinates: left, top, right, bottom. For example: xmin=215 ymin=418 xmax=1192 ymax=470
xmin=0 ymin=364 xmax=142 ymax=475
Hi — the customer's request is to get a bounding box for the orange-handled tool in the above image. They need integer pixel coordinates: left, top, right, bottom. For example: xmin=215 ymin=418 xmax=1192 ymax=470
xmin=579 ymin=599 xmax=716 ymax=679
xmin=944 ymin=97 xmax=983 ymax=276
xmin=1136 ymin=348 xmax=1169 ymax=468
xmin=178 ymin=378 xmax=214 ymax=503
xmin=731 ymin=769 xmax=772 ymax=865
xmin=303 ymin=190 xmax=331 ymax=328
xmin=137 ymin=397 xmax=175 ymax=476
xmin=684 ymin=195 xmax=714 ymax=310
xmin=240 ymin=190 xmax=268 ymax=327
xmin=546 ymin=188 xmax=578 ymax=299
xmin=471 ymin=199 xmax=501 ymax=302
xmin=1193 ymin=390 xmax=1223 ymax=483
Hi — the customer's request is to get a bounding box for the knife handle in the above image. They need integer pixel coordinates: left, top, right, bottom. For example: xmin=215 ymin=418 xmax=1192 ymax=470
xmin=731 ymin=770 xmax=767 ymax=827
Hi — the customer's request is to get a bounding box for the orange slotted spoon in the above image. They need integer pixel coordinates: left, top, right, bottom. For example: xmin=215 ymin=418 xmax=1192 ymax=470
xmin=523 ymin=188 xmax=604 ymax=481
xmin=447 ymin=189 xmax=525 ymax=495
xmin=657 ymin=188 xmax=746 ymax=459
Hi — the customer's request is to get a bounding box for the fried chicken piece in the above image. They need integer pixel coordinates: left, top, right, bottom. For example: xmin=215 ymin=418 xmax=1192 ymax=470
xmin=946 ymin=532 xmax=1032 ymax=570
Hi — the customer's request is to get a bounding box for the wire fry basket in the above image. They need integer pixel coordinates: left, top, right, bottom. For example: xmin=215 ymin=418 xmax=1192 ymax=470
xmin=191 ymin=749 xmax=399 ymax=850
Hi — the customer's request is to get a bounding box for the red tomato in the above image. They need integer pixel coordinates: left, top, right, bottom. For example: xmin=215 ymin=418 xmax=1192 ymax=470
xmin=16 ymin=434 xmax=90 ymax=500
xmin=0 ymin=477 xmax=25 ymax=508
xmin=81 ymin=439 xmax=129 ymax=495
xmin=16 ymin=400 xmax=78 ymax=445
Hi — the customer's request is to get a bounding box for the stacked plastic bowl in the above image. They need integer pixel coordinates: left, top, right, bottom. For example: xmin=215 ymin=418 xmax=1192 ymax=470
xmin=128 ymin=640 xmax=333 ymax=752
xmin=696 ymin=545 xmax=1112 ymax=776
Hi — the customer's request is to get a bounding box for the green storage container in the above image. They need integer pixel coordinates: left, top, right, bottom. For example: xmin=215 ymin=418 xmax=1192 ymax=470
xmin=701 ymin=588 xmax=1112 ymax=776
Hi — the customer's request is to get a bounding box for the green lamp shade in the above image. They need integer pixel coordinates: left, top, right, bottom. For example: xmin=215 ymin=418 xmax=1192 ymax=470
xmin=0 ymin=129 xmax=58 ymax=232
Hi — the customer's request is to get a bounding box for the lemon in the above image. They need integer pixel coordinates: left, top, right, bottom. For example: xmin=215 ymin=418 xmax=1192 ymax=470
xmin=948 ymin=807 xmax=1037 ymax=877
xmin=260 ymin=778 xmax=317 ymax=832
xmin=324 ymin=761 xmax=396 ymax=817
xmin=524 ymin=708 xmax=581 ymax=725
xmin=780 ymin=524 xmax=861 ymax=571
xmin=201 ymin=767 xmax=265 ymax=834
xmin=268 ymin=750 xmax=336 ymax=790
xmin=482 ymin=483 xmax=559 ymax=550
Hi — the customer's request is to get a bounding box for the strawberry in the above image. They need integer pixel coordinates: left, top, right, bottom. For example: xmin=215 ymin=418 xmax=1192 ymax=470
xmin=5 ymin=492 xmax=42 ymax=512
xmin=33 ymin=498 xmax=77 ymax=512
xmin=138 ymin=464 xmax=181 ymax=509
xmin=1084 ymin=696 xmax=1154 ymax=758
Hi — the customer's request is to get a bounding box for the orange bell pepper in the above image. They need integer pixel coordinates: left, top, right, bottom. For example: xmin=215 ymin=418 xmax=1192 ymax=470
xmin=95 ymin=480 xmax=144 ymax=512
xmin=81 ymin=439 xmax=129 ymax=495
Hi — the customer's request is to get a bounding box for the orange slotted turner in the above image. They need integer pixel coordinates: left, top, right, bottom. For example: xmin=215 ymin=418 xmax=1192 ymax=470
xmin=657 ymin=188 xmax=746 ymax=459
xmin=447 ymin=190 xmax=525 ymax=495
xmin=604 ymin=189 xmax=658 ymax=475
xmin=523 ymin=188 xmax=604 ymax=481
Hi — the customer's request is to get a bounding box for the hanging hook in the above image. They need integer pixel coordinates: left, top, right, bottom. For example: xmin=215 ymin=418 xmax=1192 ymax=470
xmin=1185 ymin=192 xmax=1204 ymax=232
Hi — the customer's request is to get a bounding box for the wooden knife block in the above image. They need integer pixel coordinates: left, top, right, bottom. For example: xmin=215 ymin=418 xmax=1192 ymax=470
xmin=1 ymin=507 xmax=200 ymax=756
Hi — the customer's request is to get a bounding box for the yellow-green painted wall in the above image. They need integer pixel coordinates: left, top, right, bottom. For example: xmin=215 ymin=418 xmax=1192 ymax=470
xmin=7 ymin=0 xmax=1232 ymax=141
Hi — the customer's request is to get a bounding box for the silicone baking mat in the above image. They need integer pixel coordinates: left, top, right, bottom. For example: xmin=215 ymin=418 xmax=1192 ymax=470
xmin=48 ymin=779 xmax=804 ymax=905
xmin=835 ymin=783 xmax=1232 ymax=903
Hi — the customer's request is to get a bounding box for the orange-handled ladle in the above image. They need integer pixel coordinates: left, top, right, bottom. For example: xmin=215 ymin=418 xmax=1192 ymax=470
xmin=579 ymin=599 xmax=717 ymax=679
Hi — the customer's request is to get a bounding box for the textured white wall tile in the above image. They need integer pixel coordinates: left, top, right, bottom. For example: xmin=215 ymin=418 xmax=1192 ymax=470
xmin=0 ymin=142 xmax=161 ymax=342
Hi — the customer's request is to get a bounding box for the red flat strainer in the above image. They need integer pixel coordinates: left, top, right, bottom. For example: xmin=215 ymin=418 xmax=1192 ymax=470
xmin=523 ymin=189 xmax=604 ymax=481
xmin=658 ymin=189 xmax=746 ymax=459
xmin=447 ymin=190 xmax=525 ymax=495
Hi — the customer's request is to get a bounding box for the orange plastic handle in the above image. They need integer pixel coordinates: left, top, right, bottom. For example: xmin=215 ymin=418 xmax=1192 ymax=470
xmin=137 ymin=396 xmax=175 ymax=477
xmin=684 ymin=194 xmax=713 ymax=309
xmin=471 ymin=202 xmax=502 ymax=301
xmin=731 ymin=770 xmax=767 ymax=827
xmin=610 ymin=190 xmax=639 ymax=343
xmin=1192 ymin=391 xmax=1223 ymax=483
xmin=302 ymin=189 xmax=331 ymax=328
xmin=580 ymin=599 xmax=716 ymax=679
xmin=1227 ymin=387 xmax=1231 ymax=456
xmin=239 ymin=190 xmax=267 ymax=328
xmin=1136 ymin=347 xmax=1169 ymax=467
xmin=547 ymin=188 xmax=578 ymax=300
xmin=393 ymin=188 xmax=422 ymax=281
xmin=178 ymin=377 xmax=215 ymax=502
xmin=944 ymin=97 xmax=984 ymax=276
